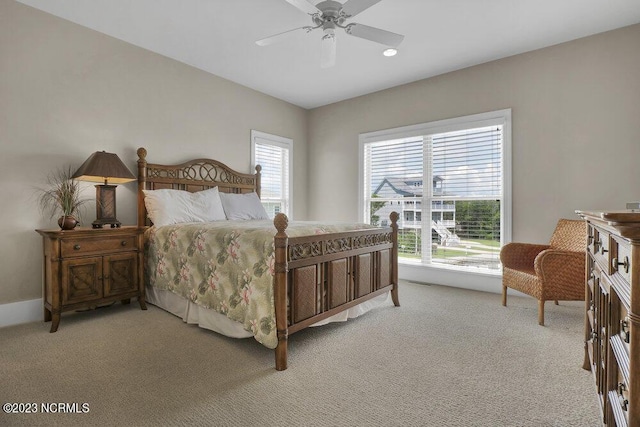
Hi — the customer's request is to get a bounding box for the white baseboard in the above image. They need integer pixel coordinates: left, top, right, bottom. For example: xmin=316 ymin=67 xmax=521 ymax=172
xmin=399 ymin=262 xmax=500 ymax=292
xmin=399 ymin=263 xmax=528 ymax=298
xmin=0 ymin=298 xmax=43 ymax=328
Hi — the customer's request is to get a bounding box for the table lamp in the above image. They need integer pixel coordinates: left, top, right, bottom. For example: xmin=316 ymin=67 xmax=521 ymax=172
xmin=72 ymin=151 xmax=136 ymax=228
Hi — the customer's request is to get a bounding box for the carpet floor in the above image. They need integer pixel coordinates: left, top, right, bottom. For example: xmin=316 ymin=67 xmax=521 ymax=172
xmin=0 ymin=281 xmax=601 ymax=426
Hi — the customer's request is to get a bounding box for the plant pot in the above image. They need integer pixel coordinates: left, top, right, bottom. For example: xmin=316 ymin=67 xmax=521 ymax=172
xmin=58 ymin=216 xmax=79 ymax=230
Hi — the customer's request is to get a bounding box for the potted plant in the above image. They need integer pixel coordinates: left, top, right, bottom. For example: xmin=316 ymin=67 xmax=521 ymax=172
xmin=37 ymin=166 xmax=89 ymax=230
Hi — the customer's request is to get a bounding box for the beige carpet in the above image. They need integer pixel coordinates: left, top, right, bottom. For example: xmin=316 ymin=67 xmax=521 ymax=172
xmin=0 ymin=281 xmax=600 ymax=427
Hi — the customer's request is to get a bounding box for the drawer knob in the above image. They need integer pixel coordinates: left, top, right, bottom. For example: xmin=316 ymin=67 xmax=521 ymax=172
xmin=618 ymin=382 xmax=626 ymax=395
xmin=620 ymin=396 xmax=629 ymax=412
xmin=617 ymin=382 xmax=629 ymax=411
xmin=600 ymin=245 xmax=608 ymax=254
xmin=73 ymin=244 xmax=81 ymax=250
xmin=621 ymin=317 xmax=630 ymax=343
xmin=121 ymin=241 xmax=128 ymax=247
xmin=612 ymin=256 xmax=630 ymax=274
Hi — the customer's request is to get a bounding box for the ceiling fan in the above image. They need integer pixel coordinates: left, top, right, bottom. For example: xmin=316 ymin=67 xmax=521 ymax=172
xmin=256 ymin=0 xmax=404 ymax=68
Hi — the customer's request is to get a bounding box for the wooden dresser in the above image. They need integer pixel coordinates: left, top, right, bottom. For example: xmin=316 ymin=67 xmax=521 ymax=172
xmin=36 ymin=226 xmax=147 ymax=332
xmin=576 ymin=210 xmax=640 ymax=426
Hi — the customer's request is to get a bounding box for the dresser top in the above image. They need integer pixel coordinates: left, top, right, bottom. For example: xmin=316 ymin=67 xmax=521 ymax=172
xmin=576 ymin=209 xmax=640 ymax=222
xmin=576 ymin=209 xmax=640 ymax=240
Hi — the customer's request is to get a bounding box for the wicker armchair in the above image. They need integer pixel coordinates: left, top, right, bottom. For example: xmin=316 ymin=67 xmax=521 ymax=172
xmin=500 ymin=219 xmax=587 ymax=325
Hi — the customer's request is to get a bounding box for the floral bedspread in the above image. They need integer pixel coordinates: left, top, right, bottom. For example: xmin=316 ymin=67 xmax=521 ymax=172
xmin=144 ymin=220 xmax=374 ymax=348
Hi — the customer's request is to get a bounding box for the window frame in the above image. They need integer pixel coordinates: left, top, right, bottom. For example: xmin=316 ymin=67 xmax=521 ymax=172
xmin=358 ymin=109 xmax=512 ymax=275
xmin=251 ymin=130 xmax=293 ymax=218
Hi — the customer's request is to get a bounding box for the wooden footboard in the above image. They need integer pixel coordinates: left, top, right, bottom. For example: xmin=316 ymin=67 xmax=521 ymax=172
xmin=273 ymin=212 xmax=399 ymax=370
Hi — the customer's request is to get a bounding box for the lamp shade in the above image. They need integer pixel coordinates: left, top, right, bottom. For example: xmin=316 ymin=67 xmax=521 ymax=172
xmin=72 ymin=151 xmax=135 ymax=184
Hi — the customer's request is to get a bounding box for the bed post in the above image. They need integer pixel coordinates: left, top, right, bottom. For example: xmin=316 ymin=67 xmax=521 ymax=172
xmin=137 ymin=147 xmax=147 ymax=227
xmin=390 ymin=211 xmax=400 ymax=307
xmin=255 ymin=165 xmax=262 ymax=199
xmin=273 ymin=212 xmax=289 ymax=370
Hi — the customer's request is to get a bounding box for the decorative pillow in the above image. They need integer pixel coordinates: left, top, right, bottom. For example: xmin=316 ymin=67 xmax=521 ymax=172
xmin=142 ymin=187 xmax=226 ymax=226
xmin=219 ymin=192 xmax=270 ymax=220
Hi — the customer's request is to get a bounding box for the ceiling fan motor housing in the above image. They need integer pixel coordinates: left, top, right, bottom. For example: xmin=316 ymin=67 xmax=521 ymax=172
xmin=313 ymin=0 xmax=347 ymax=29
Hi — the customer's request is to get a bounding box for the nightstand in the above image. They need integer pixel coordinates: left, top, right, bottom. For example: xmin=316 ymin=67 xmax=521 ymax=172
xmin=35 ymin=226 xmax=147 ymax=332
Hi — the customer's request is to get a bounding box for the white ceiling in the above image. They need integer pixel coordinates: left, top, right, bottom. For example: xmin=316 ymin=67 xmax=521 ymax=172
xmin=16 ymin=0 xmax=640 ymax=109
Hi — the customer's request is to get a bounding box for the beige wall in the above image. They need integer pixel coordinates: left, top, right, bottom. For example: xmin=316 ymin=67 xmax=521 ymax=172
xmin=0 ymin=1 xmax=308 ymax=304
xmin=308 ymin=24 xmax=640 ymax=248
xmin=2 ymin=0 xmax=639 ymax=306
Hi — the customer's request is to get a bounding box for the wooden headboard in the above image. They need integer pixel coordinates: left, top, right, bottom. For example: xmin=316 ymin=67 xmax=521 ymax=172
xmin=136 ymin=147 xmax=261 ymax=227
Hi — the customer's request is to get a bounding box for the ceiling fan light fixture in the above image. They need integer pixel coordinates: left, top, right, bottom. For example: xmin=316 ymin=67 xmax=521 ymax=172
xmin=321 ymin=30 xmax=337 ymax=68
xmin=383 ymin=48 xmax=398 ymax=57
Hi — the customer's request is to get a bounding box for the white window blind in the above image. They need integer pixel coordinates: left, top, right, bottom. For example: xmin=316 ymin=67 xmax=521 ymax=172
xmin=361 ymin=111 xmax=510 ymax=273
xmin=430 ymin=126 xmax=502 ymax=268
xmin=251 ymin=130 xmax=292 ymax=218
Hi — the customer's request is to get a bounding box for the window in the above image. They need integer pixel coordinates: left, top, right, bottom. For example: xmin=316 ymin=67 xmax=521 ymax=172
xmin=360 ymin=110 xmax=511 ymax=274
xmin=251 ymin=130 xmax=292 ymax=218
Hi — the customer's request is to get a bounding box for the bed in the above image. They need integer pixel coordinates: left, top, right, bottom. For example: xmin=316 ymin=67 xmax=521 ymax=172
xmin=136 ymin=147 xmax=399 ymax=370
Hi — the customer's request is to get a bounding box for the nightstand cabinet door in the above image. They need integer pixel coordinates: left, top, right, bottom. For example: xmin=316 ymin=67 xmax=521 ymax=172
xmin=61 ymin=256 xmax=104 ymax=304
xmin=104 ymin=252 xmax=138 ymax=297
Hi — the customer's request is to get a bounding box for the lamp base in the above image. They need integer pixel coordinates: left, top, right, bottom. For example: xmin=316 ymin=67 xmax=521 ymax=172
xmin=92 ymin=218 xmax=122 ymax=229
xmin=94 ymin=184 xmax=122 ymax=228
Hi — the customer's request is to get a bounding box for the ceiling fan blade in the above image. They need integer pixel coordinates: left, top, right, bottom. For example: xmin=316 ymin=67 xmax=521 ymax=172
xmin=256 ymin=27 xmax=311 ymax=46
xmin=340 ymin=0 xmax=383 ymax=18
xmin=345 ymin=23 xmax=404 ymax=47
xmin=321 ymin=34 xmax=336 ymax=68
xmin=285 ymin=0 xmax=321 ymax=15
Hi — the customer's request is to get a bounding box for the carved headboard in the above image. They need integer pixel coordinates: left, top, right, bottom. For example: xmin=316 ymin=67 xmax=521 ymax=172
xmin=136 ymin=147 xmax=261 ymax=227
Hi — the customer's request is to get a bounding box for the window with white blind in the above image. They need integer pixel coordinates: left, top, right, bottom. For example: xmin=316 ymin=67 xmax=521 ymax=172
xmin=251 ymin=130 xmax=292 ymax=218
xmin=360 ymin=110 xmax=511 ymax=273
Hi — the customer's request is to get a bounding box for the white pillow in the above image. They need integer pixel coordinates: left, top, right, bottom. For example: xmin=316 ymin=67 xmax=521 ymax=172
xmin=219 ymin=192 xmax=270 ymax=220
xmin=143 ymin=187 xmax=226 ymax=226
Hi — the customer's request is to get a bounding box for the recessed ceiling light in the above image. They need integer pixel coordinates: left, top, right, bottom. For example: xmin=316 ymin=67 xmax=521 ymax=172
xmin=383 ymin=48 xmax=398 ymax=57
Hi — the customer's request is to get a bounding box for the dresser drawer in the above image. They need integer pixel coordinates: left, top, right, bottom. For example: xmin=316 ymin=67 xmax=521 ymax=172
xmin=610 ymin=277 xmax=631 ymax=362
xmin=618 ymin=304 xmax=631 ymax=356
xmin=587 ymin=224 xmax=597 ymax=256
xmin=608 ymin=365 xmax=630 ymax=427
xmin=611 ymin=235 xmax=631 ymax=286
xmin=61 ymin=235 xmax=138 ymax=257
xmin=593 ymin=227 xmax=611 ymax=273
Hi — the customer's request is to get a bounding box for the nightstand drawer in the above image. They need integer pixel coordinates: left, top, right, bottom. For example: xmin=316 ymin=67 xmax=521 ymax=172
xmin=61 ymin=235 xmax=137 ymax=257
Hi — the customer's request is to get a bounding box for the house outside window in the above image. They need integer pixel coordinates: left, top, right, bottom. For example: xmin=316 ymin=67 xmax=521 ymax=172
xmin=360 ymin=110 xmax=512 ymax=274
xmin=251 ymin=130 xmax=292 ymax=218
